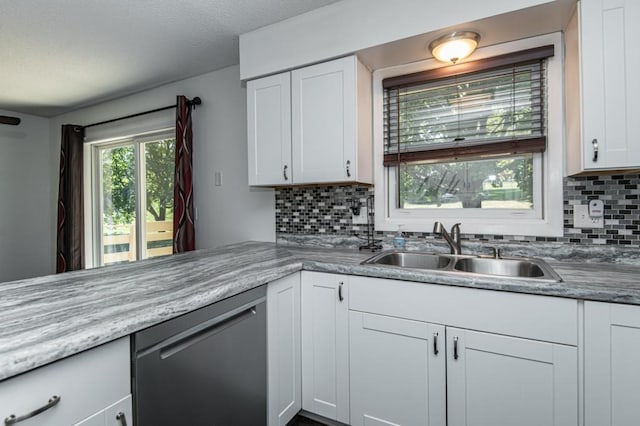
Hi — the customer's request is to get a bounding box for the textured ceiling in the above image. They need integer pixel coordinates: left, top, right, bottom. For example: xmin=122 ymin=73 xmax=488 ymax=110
xmin=0 ymin=0 xmax=342 ymax=117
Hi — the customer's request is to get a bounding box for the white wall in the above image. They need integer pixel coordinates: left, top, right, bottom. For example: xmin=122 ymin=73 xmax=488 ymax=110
xmin=0 ymin=110 xmax=53 ymax=282
xmin=49 ymin=65 xmax=275 ymax=258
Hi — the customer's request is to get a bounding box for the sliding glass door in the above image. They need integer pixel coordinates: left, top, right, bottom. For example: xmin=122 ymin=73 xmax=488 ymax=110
xmin=94 ymin=132 xmax=175 ymax=266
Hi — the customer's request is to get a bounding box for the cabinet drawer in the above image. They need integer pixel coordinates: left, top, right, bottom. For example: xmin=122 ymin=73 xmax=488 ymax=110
xmin=0 ymin=338 xmax=130 ymax=426
xmin=349 ymin=276 xmax=577 ymax=345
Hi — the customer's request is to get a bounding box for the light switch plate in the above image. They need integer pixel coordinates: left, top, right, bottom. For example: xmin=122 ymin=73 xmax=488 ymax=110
xmin=574 ymin=204 xmax=603 ymax=228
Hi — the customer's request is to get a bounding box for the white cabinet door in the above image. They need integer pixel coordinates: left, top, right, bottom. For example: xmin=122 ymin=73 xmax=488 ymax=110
xmin=447 ymin=328 xmax=577 ymax=426
xmin=585 ymin=301 xmax=640 ymax=426
xmin=73 ymin=395 xmax=132 ymax=426
xmin=104 ymin=395 xmax=132 ymax=426
xmin=267 ymin=274 xmax=302 ymax=426
xmin=580 ymin=0 xmax=640 ymax=170
xmin=349 ymin=311 xmax=446 ymax=426
xmin=292 ymin=56 xmax=357 ymax=184
xmin=247 ymin=72 xmax=292 ymax=185
xmin=301 ymin=272 xmax=350 ymax=423
xmin=73 ymin=411 xmax=105 ymax=426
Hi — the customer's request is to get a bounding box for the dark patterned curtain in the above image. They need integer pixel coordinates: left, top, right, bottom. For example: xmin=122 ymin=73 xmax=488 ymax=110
xmin=56 ymin=125 xmax=85 ymax=272
xmin=173 ymin=96 xmax=195 ymax=253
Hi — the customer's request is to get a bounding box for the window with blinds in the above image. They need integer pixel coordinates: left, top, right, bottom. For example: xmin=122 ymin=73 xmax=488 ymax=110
xmin=382 ymin=45 xmax=554 ymax=211
xmin=383 ymin=45 xmax=553 ymax=167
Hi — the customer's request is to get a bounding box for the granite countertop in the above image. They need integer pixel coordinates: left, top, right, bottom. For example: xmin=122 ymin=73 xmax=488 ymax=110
xmin=2 ymin=240 xmax=640 ymax=382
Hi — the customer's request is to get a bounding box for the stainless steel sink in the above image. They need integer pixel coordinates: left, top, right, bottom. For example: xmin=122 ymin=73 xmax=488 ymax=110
xmin=452 ymin=257 xmax=561 ymax=281
xmin=361 ymin=251 xmax=562 ymax=282
xmin=361 ymin=251 xmax=452 ymax=270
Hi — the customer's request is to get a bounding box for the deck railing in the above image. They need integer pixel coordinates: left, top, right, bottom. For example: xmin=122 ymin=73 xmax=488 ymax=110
xmin=103 ymin=220 xmax=173 ymax=264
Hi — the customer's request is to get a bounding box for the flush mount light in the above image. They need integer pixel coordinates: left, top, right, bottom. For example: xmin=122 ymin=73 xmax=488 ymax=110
xmin=429 ymin=31 xmax=481 ymax=64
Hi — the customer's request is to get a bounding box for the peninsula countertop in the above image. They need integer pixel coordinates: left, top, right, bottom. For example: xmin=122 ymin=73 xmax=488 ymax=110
xmin=2 ymin=241 xmax=640 ymax=382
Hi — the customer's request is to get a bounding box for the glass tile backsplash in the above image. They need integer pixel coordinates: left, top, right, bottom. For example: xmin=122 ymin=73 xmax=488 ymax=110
xmin=275 ymin=174 xmax=640 ymax=247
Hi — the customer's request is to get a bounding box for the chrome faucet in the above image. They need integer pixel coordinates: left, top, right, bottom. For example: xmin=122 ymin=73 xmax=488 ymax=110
xmin=433 ymin=221 xmax=462 ymax=255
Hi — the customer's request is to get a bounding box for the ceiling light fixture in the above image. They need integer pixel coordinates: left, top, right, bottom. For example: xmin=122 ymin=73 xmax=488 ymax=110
xmin=429 ymin=31 xmax=481 ymax=64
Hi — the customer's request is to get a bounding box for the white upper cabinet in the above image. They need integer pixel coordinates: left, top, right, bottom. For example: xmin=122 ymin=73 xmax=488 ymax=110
xmin=247 ymin=73 xmax=292 ymax=185
xmin=247 ymin=55 xmax=372 ymax=186
xmin=292 ymin=56 xmax=371 ymax=184
xmin=567 ymin=0 xmax=640 ymax=174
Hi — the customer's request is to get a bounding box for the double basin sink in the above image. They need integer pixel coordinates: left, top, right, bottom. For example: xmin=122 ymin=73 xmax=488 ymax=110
xmin=361 ymin=251 xmax=562 ymax=282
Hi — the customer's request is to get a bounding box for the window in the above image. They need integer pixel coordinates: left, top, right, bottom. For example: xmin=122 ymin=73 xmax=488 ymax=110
xmin=92 ymin=131 xmax=175 ymax=265
xmin=374 ymin=34 xmax=565 ymax=236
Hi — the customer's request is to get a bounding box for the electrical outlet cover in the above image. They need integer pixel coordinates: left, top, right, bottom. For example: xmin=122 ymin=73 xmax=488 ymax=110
xmin=574 ymin=204 xmax=603 ymax=229
xmin=352 ymin=212 xmax=368 ymax=224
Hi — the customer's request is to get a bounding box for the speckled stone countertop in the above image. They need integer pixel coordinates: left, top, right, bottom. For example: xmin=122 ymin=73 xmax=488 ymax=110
xmin=1 ymin=241 xmax=640 ymax=382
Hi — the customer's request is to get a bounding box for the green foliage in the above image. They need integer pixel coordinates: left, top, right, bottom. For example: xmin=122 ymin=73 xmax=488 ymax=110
xmin=145 ymin=139 xmax=175 ymax=221
xmin=396 ymin=68 xmax=538 ymax=208
xmin=400 ymin=157 xmax=533 ymax=208
xmin=102 ymin=139 xmax=175 ymax=225
xmin=102 ymin=146 xmax=136 ymax=224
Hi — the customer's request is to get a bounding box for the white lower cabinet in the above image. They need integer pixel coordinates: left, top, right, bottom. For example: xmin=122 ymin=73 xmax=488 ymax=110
xmin=273 ymin=273 xmax=582 ymax=426
xmin=446 ymin=328 xmax=577 ymax=426
xmin=350 ymin=312 xmax=446 ymax=426
xmin=74 ymin=395 xmax=132 ymax=426
xmin=0 ymin=337 xmax=132 ymax=426
xmin=267 ymin=273 xmax=302 ymax=426
xmin=74 ymin=411 xmax=105 ymax=426
xmin=348 ymin=275 xmax=578 ymax=426
xmin=103 ymin=395 xmax=132 ymax=426
xmin=349 ymin=317 xmax=577 ymax=426
xmin=301 ymin=272 xmax=350 ymax=423
xmin=585 ymin=301 xmax=640 ymax=426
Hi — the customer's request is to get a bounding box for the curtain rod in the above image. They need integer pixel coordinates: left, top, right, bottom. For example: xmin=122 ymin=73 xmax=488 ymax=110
xmin=82 ymin=96 xmax=202 ymax=129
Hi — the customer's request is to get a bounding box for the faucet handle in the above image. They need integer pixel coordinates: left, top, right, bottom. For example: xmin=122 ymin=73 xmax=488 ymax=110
xmin=450 ymin=223 xmax=462 ymax=237
xmin=433 ymin=221 xmax=444 ymax=234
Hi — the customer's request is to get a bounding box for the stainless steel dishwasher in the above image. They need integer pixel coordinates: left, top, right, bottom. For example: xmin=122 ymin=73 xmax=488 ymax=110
xmin=133 ymin=286 xmax=267 ymax=426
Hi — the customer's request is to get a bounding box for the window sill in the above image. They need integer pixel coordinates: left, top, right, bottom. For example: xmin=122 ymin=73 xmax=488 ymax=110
xmin=376 ymin=215 xmax=564 ymax=237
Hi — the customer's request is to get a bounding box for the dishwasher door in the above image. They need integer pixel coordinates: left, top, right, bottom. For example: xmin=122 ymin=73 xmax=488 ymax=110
xmin=133 ymin=286 xmax=267 ymax=426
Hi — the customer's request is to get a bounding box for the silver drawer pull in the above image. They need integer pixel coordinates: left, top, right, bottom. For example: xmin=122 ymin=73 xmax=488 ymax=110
xmin=346 ymin=160 xmax=351 ymax=178
xmin=4 ymin=395 xmax=61 ymax=425
xmin=592 ymin=139 xmax=598 ymax=162
xmin=433 ymin=332 xmax=439 ymax=355
xmin=453 ymin=336 xmax=459 ymax=360
xmin=116 ymin=412 xmax=128 ymax=426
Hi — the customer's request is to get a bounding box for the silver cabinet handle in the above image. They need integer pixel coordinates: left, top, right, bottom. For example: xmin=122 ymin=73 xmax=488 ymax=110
xmin=283 ymin=165 xmax=289 ymax=181
xmin=433 ymin=332 xmax=439 ymax=355
xmin=338 ymin=281 xmax=344 ymax=302
xmin=346 ymin=160 xmax=351 ymax=178
xmin=116 ymin=412 xmax=128 ymax=426
xmin=159 ymin=306 xmax=258 ymax=360
xmin=4 ymin=395 xmax=61 ymax=425
xmin=592 ymin=139 xmax=598 ymax=162
xmin=453 ymin=336 xmax=459 ymax=360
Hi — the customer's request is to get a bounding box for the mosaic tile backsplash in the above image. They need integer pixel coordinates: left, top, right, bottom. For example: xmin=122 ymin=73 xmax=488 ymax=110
xmin=275 ymin=174 xmax=640 ymax=247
